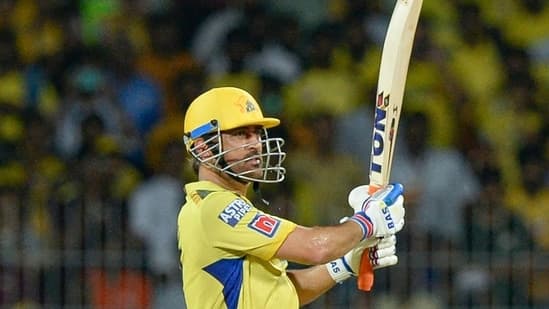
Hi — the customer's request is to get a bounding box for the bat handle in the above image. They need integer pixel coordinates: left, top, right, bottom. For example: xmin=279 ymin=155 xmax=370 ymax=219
xmin=357 ymin=251 xmax=375 ymax=291
xmin=357 ymin=184 xmax=381 ymax=291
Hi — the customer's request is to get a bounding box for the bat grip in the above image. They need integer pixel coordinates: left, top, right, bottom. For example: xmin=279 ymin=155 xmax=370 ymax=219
xmin=357 ymin=251 xmax=375 ymax=291
xmin=357 ymin=184 xmax=381 ymax=291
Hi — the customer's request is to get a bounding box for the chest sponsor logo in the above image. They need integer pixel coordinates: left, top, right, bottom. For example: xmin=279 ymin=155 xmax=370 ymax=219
xmin=219 ymin=198 xmax=252 ymax=227
xmin=248 ymin=214 xmax=280 ymax=237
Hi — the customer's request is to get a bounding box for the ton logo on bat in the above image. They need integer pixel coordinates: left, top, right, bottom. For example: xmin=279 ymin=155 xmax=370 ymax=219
xmin=370 ymin=92 xmax=389 ymax=174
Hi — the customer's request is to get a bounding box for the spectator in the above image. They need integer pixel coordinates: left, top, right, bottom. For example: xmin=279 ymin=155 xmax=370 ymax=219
xmin=58 ymin=133 xmax=143 ymax=306
xmin=0 ymin=28 xmax=59 ymax=118
xmin=0 ymin=184 xmax=26 ymax=305
xmin=458 ymin=167 xmax=533 ymax=307
xmin=136 ymin=13 xmax=197 ymax=115
xmin=447 ymin=2 xmax=504 ymax=105
xmin=390 ymin=111 xmax=480 ymax=301
xmin=282 ymin=22 xmax=363 ymax=120
xmin=54 ymin=56 xmax=139 ymax=161
xmin=107 ymin=37 xmax=163 ymax=139
xmin=246 ymin=12 xmax=303 ymax=84
xmin=129 ymin=139 xmax=187 ymax=309
xmin=205 ymin=25 xmax=262 ymax=98
xmin=189 ymin=1 xmax=245 ymax=72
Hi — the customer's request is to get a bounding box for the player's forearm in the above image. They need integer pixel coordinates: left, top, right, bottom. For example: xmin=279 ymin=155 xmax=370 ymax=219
xmin=287 ymin=265 xmax=337 ymax=306
xmin=307 ymin=222 xmax=365 ymax=263
xmin=276 ymin=221 xmax=364 ymax=265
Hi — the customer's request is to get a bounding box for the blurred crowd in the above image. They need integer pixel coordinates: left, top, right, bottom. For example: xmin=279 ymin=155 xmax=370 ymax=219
xmin=0 ymin=0 xmax=547 ymax=308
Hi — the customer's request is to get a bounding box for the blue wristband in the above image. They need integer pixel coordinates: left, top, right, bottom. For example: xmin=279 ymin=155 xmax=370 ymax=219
xmin=349 ymin=212 xmax=374 ymax=240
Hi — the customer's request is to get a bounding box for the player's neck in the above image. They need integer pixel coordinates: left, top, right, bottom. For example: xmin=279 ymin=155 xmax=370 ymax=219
xmin=199 ymin=167 xmax=249 ymax=196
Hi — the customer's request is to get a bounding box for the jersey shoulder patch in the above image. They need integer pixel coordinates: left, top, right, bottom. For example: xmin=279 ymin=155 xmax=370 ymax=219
xmin=218 ymin=198 xmax=253 ymax=227
xmin=248 ymin=214 xmax=281 ymax=237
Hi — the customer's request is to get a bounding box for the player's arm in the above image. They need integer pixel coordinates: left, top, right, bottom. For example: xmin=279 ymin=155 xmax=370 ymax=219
xmin=276 ymin=222 xmax=363 ymax=265
xmin=287 ymin=265 xmax=336 ymax=306
xmin=287 ymin=236 xmax=398 ymax=306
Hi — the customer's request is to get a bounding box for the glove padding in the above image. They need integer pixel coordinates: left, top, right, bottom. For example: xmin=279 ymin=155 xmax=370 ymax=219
xmin=368 ymin=235 xmax=398 ymax=270
xmin=348 ymin=183 xmax=405 ymax=240
xmin=326 ymin=235 xmax=398 ymax=283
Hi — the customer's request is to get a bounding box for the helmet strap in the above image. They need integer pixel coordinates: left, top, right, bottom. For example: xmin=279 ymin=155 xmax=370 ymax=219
xmin=253 ymin=182 xmax=270 ymax=206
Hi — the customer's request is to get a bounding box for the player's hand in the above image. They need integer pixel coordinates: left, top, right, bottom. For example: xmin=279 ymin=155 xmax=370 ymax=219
xmin=368 ymin=235 xmax=398 ymax=270
xmin=325 ymin=235 xmax=398 ymax=283
xmin=347 ymin=183 xmax=405 ymax=240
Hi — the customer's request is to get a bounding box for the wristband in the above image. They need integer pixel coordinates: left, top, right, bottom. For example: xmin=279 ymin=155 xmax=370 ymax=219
xmin=349 ymin=212 xmax=374 ymax=240
xmin=326 ymin=257 xmax=353 ymax=283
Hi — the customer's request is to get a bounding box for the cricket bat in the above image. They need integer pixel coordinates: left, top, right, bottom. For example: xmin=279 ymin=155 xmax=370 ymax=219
xmin=357 ymin=0 xmax=423 ymax=291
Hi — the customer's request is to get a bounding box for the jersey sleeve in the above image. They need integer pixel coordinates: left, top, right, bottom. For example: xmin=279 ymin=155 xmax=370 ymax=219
xmin=201 ymin=193 xmax=297 ymax=261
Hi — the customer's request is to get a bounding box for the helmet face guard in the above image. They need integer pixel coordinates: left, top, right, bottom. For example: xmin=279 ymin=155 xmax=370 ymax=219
xmin=184 ymin=120 xmax=286 ymax=183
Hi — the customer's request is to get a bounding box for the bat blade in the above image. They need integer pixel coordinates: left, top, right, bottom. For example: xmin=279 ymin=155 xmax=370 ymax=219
xmin=358 ymin=0 xmax=423 ymax=292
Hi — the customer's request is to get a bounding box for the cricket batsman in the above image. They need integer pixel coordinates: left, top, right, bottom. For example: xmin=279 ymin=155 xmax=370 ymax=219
xmin=177 ymin=87 xmax=406 ymax=308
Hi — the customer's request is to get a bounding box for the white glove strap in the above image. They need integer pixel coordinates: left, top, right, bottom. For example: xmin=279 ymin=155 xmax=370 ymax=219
xmin=325 ymin=258 xmax=353 ymax=284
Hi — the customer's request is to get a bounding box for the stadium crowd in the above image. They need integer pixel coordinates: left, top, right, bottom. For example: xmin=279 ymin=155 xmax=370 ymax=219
xmin=0 ymin=0 xmax=548 ymax=308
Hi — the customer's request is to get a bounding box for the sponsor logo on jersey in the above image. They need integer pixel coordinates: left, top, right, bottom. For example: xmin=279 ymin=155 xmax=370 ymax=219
xmin=248 ymin=214 xmax=280 ymax=237
xmin=219 ymin=198 xmax=252 ymax=227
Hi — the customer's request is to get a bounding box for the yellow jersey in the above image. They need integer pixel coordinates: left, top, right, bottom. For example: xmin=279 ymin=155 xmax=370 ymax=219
xmin=177 ymin=181 xmax=298 ymax=309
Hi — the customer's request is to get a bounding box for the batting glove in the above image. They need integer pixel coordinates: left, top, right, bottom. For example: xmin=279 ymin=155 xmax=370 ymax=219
xmin=347 ymin=183 xmax=405 ymax=240
xmin=326 ymin=235 xmax=398 ymax=283
xmin=368 ymin=235 xmax=398 ymax=270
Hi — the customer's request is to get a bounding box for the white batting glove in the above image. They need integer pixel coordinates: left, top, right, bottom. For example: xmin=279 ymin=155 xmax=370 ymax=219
xmin=347 ymin=183 xmax=405 ymax=240
xmin=368 ymin=235 xmax=398 ymax=270
xmin=326 ymin=235 xmax=399 ymax=283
